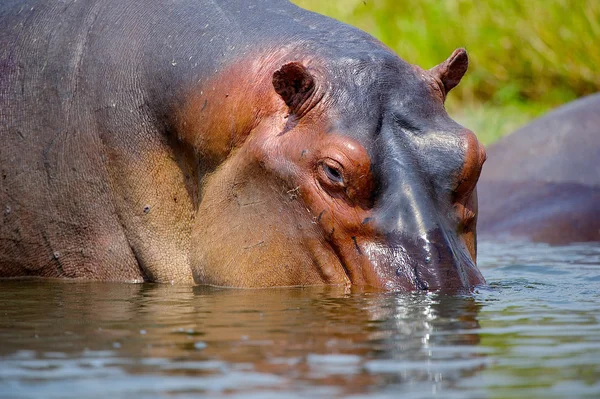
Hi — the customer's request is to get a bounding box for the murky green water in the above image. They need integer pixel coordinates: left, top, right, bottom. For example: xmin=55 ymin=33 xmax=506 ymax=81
xmin=1 ymin=241 xmax=599 ymax=398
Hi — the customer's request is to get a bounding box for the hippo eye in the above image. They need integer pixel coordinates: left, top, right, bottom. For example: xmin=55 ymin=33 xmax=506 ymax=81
xmin=323 ymin=164 xmax=343 ymax=184
xmin=318 ymin=159 xmax=345 ymax=188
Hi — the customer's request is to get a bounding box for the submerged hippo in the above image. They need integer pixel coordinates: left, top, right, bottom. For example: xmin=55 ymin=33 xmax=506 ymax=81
xmin=478 ymin=94 xmax=600 ymax=244
xmin=0 ymin=0 xmax=486 ymax=290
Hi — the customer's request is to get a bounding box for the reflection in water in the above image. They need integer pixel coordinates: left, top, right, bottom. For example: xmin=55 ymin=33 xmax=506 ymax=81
xmin=1 ymin=241 xmax=599 ymax=398
xmin=0 ymin=282 xmax=484 ymax=398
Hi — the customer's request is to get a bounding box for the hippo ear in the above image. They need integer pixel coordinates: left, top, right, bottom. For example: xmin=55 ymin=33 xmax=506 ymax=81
xmin=430 ymin=48 xmax=469 ymax=96
xmin=272 ymin=62 xmax=315 ymax=115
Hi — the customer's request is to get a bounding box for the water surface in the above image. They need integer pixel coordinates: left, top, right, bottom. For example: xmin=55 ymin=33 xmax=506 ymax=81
xmin=1 ymin=240 xmax=599 ymax=398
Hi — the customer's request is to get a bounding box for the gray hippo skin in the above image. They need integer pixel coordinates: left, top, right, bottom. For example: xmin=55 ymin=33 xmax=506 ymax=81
xmin=478 ymin=94 xmax=600 ymax=244
xmin=0 ymin=0 xmax=486 ymax=290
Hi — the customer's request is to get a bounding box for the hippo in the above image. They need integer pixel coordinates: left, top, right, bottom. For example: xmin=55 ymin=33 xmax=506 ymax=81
xmin=478 ymin=94 xmax=600 ymax=244
xmin=0 ymin=0 xmax=486 ymax=291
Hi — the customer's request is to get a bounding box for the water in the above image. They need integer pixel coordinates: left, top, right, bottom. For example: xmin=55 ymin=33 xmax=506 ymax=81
xmin=1 ymin=240 xmax=599 ymax=398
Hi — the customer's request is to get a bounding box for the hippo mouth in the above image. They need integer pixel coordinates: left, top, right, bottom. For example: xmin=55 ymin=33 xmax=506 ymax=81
xmin=331 ymin=229 xmax=485 ymax=292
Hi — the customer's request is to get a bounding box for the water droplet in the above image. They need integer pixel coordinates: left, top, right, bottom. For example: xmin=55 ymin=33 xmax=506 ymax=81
xmin=194 ymin=341 xmax=207 ymax=350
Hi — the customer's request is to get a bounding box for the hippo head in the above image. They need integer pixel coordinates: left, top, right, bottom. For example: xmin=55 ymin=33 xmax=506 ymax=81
xmin=182 ymin=48 xmax=486 ymax=291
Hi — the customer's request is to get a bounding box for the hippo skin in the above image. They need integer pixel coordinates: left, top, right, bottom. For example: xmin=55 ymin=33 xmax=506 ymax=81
xmin=0 ymin=0 xmax=486 ymax=290
xmin=478 ymin=94 xmax=600 ymax=244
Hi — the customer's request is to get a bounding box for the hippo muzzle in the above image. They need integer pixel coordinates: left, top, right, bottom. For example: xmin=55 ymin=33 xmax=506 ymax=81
xmin=361 ymin=228 xmax=485 ymax=292
xmin=336 ymin=163 xmax=485 ymax=292
xmin=358 ymin=150 xmax=486 ymax=291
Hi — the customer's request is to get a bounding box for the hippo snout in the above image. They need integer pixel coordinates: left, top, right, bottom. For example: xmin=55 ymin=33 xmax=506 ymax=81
xmin=359 ymin=228 xmax=485 ymax=292
xmin=398 ymin=228 xmax=484 ymax=291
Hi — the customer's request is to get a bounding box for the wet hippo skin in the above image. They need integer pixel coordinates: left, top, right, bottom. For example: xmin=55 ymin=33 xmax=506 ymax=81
xmin=0 ymin=0 xmax=486 ymax=290
xmin=478 ymin=94 xmax=600 ymax=244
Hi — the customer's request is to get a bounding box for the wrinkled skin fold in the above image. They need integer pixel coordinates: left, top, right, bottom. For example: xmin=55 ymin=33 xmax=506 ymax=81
xmin=0 ymin=0 xmax=486 ymax=291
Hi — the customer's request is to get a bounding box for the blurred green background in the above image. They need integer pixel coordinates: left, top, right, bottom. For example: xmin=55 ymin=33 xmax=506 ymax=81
xmin=292 ymin=0 xmax=600 ymax=144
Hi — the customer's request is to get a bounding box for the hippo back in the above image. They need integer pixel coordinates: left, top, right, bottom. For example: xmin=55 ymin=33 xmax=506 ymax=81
xmin=478 ymin=94 xmax=600 ymax=243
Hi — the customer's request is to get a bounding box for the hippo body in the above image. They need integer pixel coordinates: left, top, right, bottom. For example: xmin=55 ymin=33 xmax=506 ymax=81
xmin=0 ymin=0 xmax=485 ymax=290
xmin=478 ymin=94 xmax=600 ymax=244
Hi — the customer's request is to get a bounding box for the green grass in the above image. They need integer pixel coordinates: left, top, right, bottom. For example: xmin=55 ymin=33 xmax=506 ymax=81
xmin=448 ymin=102 xmax=547 ymax=145
xmin=292 ymin=0 xmax=600 ymax=144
